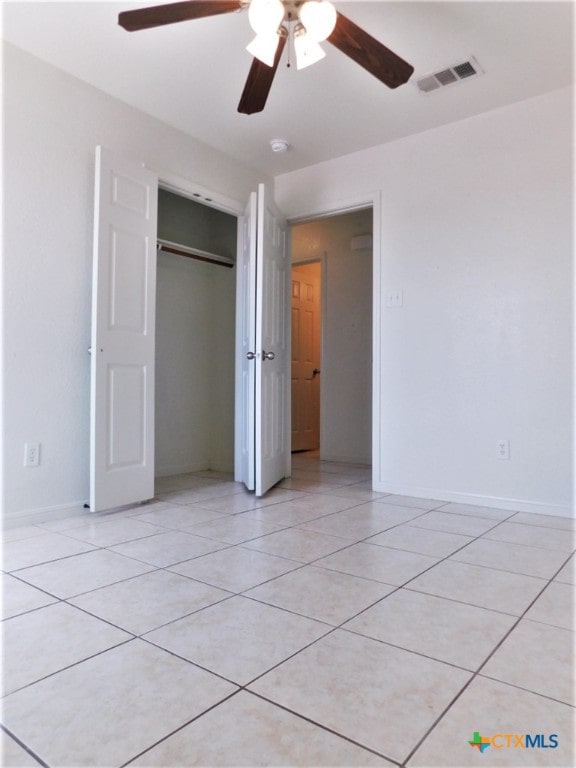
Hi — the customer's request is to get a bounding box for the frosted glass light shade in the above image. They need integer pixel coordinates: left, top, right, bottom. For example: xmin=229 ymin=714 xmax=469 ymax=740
xmin=299 ymin=0 xmax=337 ymax=42
xmin=294 ymin=27 xmax=326 ymax=69
xmin=246 ymin=33 xmax=280 ymax=66
xmin=248 ymin=0 xmax=285 ymax=35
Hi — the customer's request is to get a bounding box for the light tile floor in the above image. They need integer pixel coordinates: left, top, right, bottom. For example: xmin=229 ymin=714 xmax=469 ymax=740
xmin=1 ymin=454 xmax=575 ymax=767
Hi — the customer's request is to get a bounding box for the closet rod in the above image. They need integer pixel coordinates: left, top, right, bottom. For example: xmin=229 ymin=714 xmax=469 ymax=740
xmin=157 ymin=239 xmax=234 ymax=268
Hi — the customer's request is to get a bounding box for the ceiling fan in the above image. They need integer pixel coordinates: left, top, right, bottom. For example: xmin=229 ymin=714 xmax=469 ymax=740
xmin=118 ymin=0 xmax=414 ymax=115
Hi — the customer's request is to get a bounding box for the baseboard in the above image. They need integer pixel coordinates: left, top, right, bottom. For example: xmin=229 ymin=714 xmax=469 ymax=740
xmin=3 ymin=499 xmax=90 ymax=529
xmin=373 ymin=480 xmax=574 ymax=518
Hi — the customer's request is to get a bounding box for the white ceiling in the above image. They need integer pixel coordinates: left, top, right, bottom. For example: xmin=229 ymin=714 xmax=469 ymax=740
xmin=3 ymin=1 xmax=573 ymax=176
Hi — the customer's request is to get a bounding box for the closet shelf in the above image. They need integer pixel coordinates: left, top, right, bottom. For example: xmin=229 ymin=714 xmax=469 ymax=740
xmin=157 ymin=238 xmax=234 ymax=268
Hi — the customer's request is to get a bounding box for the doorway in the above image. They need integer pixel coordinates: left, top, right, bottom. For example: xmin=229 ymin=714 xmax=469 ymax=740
xmin=291 ymin=261 xmax=322 ymax=452
xmin=155 ymin=188 xmax=238 ymax=479
xmin=291 ymin=208 xmax=373 ymax=465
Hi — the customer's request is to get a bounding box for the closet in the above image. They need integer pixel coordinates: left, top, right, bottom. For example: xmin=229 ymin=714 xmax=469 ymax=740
xmin=155 ymin=188 xmax=237 ymax=478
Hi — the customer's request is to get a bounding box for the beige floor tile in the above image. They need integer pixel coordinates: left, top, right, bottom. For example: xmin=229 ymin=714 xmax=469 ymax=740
xmin=278 ymin=478 xmax=348 ymax=493
xmin=249 ymin=629 xmax=471 ymax=764
xmin=508 ymin=511 xmax=576 ymax=531
xmin=239 ymin=500 xmax=336 ymax=527
xmin=367 ymin=525 xmax=472 ymax=558
xmin=129 ymin=691 xmax=393 ymax=767
xmin=1 ymin=602 xmax=130 ymax=695
xmin=554 ymin=555 xmax=575 ymax=585
xmin=246 ymin=565 xmax=394 ymax=625
xmin=408 ymin=560 xmax=547 ymax=615
xmin=1 ymin=573 xmax=57 ymax=619
xmin=144 ymin=595 xmax=330 ymax=685
xmin=160 ymin=482 xmax=243 ymax=505
xmin=110 ymin=530 xmax=226 ymax=567
xmin=484 ymin=521 xmax=575 ymax=552
xmin=450 ymin=538 xmax=569 ymax=579
xmin=14 ymin=549 xmax=154 ymax=599
xmin=1 ymin=731 xmax=43 ymax=766
xmin=70 ymin=570 xmax=230 ymax=635
xmin=435 ymin=502 xmax=514 ymax=520
xmin=322 ymin=486 xmax=389 ymax=501
xmin=243 ymin=528 xmax=350 ymax=563
xmin=187 ymin=493 xmax=267 ymax=514
xmin=3 ymin=532 xmax=96 ymax=572
xmin=1 ymin=525 xmax=48 ymax=543
xmin=408 ymin=677 xmax=575 ymax=767
xmin=168 ymin=546 xmax=300 ymax=592
xmin=2 ymin=640 xmax=236 ymax=768
xmin=298 ymin=502 xmax=425 ymax=540
xmin=289 ymin=494 xmax=363 ymax=514
xmin=344 ymin=588 xmax=516 ymax=669
xmin=183 ymin=515 xmax=284 ymax=544
xmin=317 ymin=542 xmax=438 ymax=585
xmin=481 ymin=619 xmax=574 ymax=705
xmin=375 ymin=494 xmax=443 ymax=510
xmin=524 ymin=582 xmax=575 ymax=630
xmin=408 ymin=510 xmax=498 ymax=536
xmin=60 ymin=518 xmax=164 ymax=547
xmin=129 ymin=505 xmax=227 ymax=529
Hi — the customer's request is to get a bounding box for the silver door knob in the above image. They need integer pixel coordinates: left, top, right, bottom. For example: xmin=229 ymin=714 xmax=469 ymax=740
xmin=262 ymin=350 xmax=275 ymax=360
xmin=246 ymin=351 xmax=256 ymax=360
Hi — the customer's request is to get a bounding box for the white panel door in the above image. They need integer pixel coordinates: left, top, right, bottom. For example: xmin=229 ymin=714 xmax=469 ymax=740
xmin=90 ymin=146 xmax=158 ymax=512
xmin=234 ymin=192 xmax=257 ymax=490
xmin=291 ymin=263 xmax=321 ymax=451
xmin=255 ymin=183 xmax=290 ymax=496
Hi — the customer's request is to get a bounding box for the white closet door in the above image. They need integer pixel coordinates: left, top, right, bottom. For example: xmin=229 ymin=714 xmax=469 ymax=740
xmin=235 ymin=191 xmax=257 ymax=490
xmin=90 ymin=146 xmax=158 ymax=512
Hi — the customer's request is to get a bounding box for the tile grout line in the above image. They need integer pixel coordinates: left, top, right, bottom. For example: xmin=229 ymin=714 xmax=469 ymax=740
xmin=399 ymin=551 xmax=576 ymax=767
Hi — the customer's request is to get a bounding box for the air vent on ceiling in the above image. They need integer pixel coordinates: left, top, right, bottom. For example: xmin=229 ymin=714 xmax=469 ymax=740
xmin=416 ymin=57 xmax=484 ymax=94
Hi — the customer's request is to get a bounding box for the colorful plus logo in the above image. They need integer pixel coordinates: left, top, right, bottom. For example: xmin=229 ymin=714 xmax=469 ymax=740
xmin=469 ymin=732 xmax=491 ymax=753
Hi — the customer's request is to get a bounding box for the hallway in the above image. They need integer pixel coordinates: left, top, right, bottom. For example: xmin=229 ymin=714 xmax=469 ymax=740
xmin=2 ymin=455 xmax=575 ymax=766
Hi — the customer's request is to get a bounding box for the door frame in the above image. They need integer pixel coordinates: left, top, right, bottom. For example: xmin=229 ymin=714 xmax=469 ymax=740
xmin=287 ymin=192 xmax=382 ymax=488
xmin=291 ymin=256 xmax=326 ymax=453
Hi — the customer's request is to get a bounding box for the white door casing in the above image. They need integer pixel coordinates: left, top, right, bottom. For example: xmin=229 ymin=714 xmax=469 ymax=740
xmin=90 ymin=146 xmax=158 ymax=512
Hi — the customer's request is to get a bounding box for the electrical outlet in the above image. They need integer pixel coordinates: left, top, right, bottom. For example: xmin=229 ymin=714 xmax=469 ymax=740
xmin=386 ymin=289 xmax=404 ymax=307
xmin=24 ymin=442 xmax=40 ymax=467
xmin=497 ymin=439 xmax=510 ymax=460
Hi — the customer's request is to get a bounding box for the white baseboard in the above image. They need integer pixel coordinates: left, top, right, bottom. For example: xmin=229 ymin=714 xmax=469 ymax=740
xmin=3 ymin=499 xmax=90 ymax=529
xmin=373 ymin=480 xmax=574 ymax=518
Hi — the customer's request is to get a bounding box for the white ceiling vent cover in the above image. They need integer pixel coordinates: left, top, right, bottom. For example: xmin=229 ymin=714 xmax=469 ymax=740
xmin=416 ymin=57 xmax=484 ymax=94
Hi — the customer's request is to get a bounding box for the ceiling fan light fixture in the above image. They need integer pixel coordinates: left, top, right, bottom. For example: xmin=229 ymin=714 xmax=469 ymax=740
xmin=246 ymin=32 xmax=281 ymax=66
xmin=299 ymin=0 xmax=337 ymax=42
xmin=294 ymin=24 xmax=326 ymax=70
xmin=248 ymin=0 xmax=285 ymax=35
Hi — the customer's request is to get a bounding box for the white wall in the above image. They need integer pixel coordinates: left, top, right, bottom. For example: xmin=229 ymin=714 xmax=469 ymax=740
xmin=277 ymin=87 xmax=574 ymax=516
xmin=292 ymin=210 xmax=373 ymax=463
xmin=3 ymin=44 xmax=265 ymax=520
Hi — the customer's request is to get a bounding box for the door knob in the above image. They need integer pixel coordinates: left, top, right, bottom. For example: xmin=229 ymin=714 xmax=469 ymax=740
xmin=312 ymin=368 xmax=321 ymax=377
xmin=246 ymin=351 xmax=256 ymax=360
xmin=262 ymin=350 xmax=275 ymax=360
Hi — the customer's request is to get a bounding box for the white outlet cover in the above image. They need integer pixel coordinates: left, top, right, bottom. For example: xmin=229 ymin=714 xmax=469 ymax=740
xmin=386 ymin=290 xmax=403 ymax=307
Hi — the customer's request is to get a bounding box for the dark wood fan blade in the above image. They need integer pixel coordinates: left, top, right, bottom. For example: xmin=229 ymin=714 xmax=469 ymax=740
xmin=237 ymin=35 xmax=287 ymax=115
xmin=328 ymin=12 xmax=414 ymax=88
xmin=119 ymin=1 xmax=240 ymax=32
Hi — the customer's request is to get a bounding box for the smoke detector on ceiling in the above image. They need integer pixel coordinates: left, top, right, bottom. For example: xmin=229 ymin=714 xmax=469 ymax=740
xmin=270 ymin=139 xmax=289 ymax=153
xmin=416 ymin=56 xmax=484 ymax=94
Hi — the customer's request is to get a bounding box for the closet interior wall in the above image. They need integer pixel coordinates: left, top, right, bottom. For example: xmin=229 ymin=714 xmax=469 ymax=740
xmin=155 ymin=190 xmax=237 ymax=477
